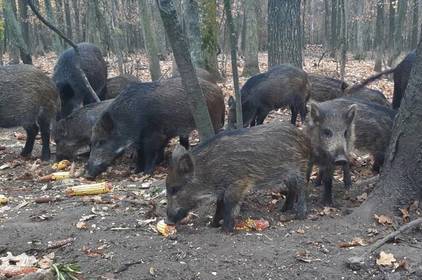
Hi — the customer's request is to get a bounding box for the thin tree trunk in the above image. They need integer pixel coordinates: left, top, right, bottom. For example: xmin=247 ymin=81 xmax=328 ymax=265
xmin=339 ymin=0 xmax=346 ymax=80
xmin=63 ymin=0 xmax=72 ymax=41
xmin=268 ymin=0 xmax=303 ymax=68
xmin=374 ymin=0 xmax=385 ymax=72
xmin=157 ymin=0 xmax=215 ymax=141
xmin=242 ymin=0 xmax=259 ymax=76
xmin=71 ymin=0 xmax=81 ymax=42
xmin=17 ymin=0 xmax=32 ymax=64
xmin=395 ymin=0 xmax=408 ymax=53
xmin=329 ymin=0 xmax=337 ymax=57
xmin=183 ymin=0 xmax=202 ymax=66
xmin=224 ymin=0 xmax=242 ymax=129
xmin=410 ymin=0 xmax=419 ymax=50
xmin=44 ymin=0 xmax=61 ymax=53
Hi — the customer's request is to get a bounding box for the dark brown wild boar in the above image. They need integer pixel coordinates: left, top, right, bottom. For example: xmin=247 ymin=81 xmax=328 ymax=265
xmin=165 ymin=122 xmax=311 ymax=232
xmin=105 ymin=74 xmax=139 ymax=99
xmin=0 ymin=64 xmax=59 ymax=160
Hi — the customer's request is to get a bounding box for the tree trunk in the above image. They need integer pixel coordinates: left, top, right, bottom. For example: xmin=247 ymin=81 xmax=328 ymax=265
xmin=242 ymin=0 xmax=259 ymax=76
xmin=71 ymin=0 xmax=81 ymax=42
xmin=4 ymin=0 xmax=29 ymax=64
xmin=374 ymin=0 xmax=385 ymax=72
xmin=352 ymin=38 xmax=422 ymax=222
xmin=410 ymin=0 xmax=419 ymax=50
xmin=17 ymin=0 xmax=32 ymax=64
xmin=339 ymin=0 xmax=346 ymax=80
xmin=268 ymin=0 xmax=303 ymax=68
xmin=157 ymin=0 xmax=215 ymax=141
xmin=198 ymin=0 xmax=220 ymax=78
xmin=44 ymin=0 xmax=61 ymax=53
xmin=355 ymin=0 xmax=365 ymax=59
xmin=329 ymin=0 xmax=337 ymax=57
xmin=139 ymin=0 xmax=161 ymax=81
xmin=395 ymin=0 xmax=408 ymax=53
xmin=183 ymin=0 xmax=202 ymax=66
xmin=323 ymin=0 xmax=330 ymax=50
xmin=224 ymin=0 xmax=242 ymax=129
xmin=55 ymin=0 xmax=65 ymax=48
xmin=63 ymin=0 xmax=72 ymax=42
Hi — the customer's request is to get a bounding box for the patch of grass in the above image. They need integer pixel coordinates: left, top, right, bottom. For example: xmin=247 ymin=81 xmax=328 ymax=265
xmin=52 ymin=263 xmax=81 ymax=280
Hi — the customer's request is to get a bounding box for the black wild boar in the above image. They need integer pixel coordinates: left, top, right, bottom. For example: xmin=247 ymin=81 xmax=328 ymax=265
xmin=347 ymin=87 xmax=390 ymax=107
xmin=165 ymin=122 xmax=311 ymax=232
xmin=86 ymin=78 xmax=225 ymax=178
xmin=308 ymin=74 xmax=348 ymax=102
xmin=53 ymin=43 xmax=107 ymax=118
xmin=229 ymin=64 xmax=310 ymax=127
xmin=0 ymin=64 xmax=59 ymax=161
xmin=105 ymin=74 xmax=139 ymax=99
xmin=54 ymin=99 xmax=113 ymax=161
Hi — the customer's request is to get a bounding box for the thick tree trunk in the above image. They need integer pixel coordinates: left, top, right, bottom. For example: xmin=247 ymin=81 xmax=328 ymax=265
xmin=242 ymin=0 xmax=259 ymax=76
xmin=374 ymin=0 xmax=385 ymax=72
xmin=44 ymin=0 xmax=61 ymax=53
xmin=323 ymin=0 xmax=330 ymax=49
xmin=139 ymin=0 xmax=161 ymax=81
xmin=17 ymin=0 xmax=32 ymax=64
xmin=268 ymin=0 xmax=303 ymax=68
xmin=158 ymin=0 xmax=215 ymax=141
xmin=63 ymin=0 xmax=72 ymax=42
xmin=198 ymin=0 xmax=220 ymax=78
xmin=183 ymin=0 xmax=202 ymax=66
xmin=410 ymin=0 xmax=419 ymax=50
xmin=352 ymin=38 xmax=422 ymax=222
xmin=71 ymin=0 xmax=81 ymax=42
xmin=395 ymin=0 xmax=408 ymax=53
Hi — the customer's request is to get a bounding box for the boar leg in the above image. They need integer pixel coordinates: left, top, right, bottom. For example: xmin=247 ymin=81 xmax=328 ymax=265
xmin=281 ymin=189 xmax=296 ymax=212
xmin=21 ymin=124 xmax=39 ymax=158
xmin=135 ymin=146 xmax=146 ymax=173
xmin=299 ymin=102 xmax=307 ymax=124
xmin=222 ymin=188 xmax=241 ymax=232
xmin=255 ymin=109 xmax=269 ymax=125
xmin=342 ymin=163 xmax=352 ymax=189
xmin=210 ymin=193 xmax=224 ymax=228
xmin=295 ymin=178 xmax=308 ymax=219
xmin=372 ymin=152 xmax=384 ymax=173
xmin=290 ymin=105 xmax=298 ymax=125
xmin=38 ymin=117 xmax=51 ymax=161
xmin=179 ymin=136 xmax=190 ymax=150
xmin=320 ymin=167 xmax=334 ymax=206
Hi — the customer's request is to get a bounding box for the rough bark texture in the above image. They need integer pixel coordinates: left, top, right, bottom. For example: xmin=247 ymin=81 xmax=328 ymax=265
xmin=18 ymin=0 xmax=32 ymax=64
xmin=44 ymin=0 xmax=61 ymax=53
xmin=329 ymin=0 xmax=337 ymax=57
xmin=183 ymin=0 xmax=202 ymax=67
xmin=242 ymin=0 xmax=260 ymax=76
xmin=224 ymin=0 xmax=242 ymax=128
xmin=374 ymin=0 xmax=384 ymax=72
xmin=410 ymin=0 xmax=419 ymax=50
xmin=339 ymin=0 xmax=346 ymax=80
xmin=139 ymin=0 xmax=161 ymax=81
xmin=353 ymin=38 xmax=422 ymax=221
xmin=158 ymin=0 xmax=215 ymax=141
xmin=198 ymin=0 xmax=220 ymax=78
xmin=268 ymin=0 xmax=302 ymax=68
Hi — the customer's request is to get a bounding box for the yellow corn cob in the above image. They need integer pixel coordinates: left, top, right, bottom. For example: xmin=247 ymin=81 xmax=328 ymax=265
xmin=65 ymin=182 xmax=112 ymax=196
xmin=51 ymin=171 xmax=71 ymax=180
xmin=52 ymin=160 xmax=71 ymax=170
xmin=156 ymin=220 xmax=177 ymax=237
xmin=0 ymin=195 xmax=8 ymax=205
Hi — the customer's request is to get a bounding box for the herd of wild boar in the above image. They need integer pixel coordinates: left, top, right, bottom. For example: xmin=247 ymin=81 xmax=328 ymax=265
xmin=0 ymin=43 xmax=416 ymax=232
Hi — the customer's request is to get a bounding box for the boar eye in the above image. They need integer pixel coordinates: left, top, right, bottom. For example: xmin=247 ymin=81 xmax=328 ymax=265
xmin=323 ymin=129 xmax=332 ymax=138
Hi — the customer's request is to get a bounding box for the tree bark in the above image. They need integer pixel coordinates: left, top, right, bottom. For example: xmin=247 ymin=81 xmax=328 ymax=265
xmin=374 ymin=0 xmax=385 ymax=72
xmin=410 ymin=0 xmax=419 ymax=50
xmin=157 ymin=0 xmax=215 ymax=141
xmin=63 ymin=0 xmax=72 ymax=42
xmin=139 ymin=0 xmax=161 ymax=80
xmin=71 ymin=0 xmax=81 ymax=42
xmin=339 ymin=0 xmax=346 ymax=80
xmin=395 ymin=0 xmax=408 ymax=53
xmin=352 ymin=37 xmax=422 ymax=222
xmin=268 ymin=0 xmax=303 ymax=68
xmin=329 ymin=0 xmax=337 ymax=57
xmin=224 ymin=0 xmax=242 ymax=129
xmin=43 ymin=0 xmax=61 ymax=53
xmin=17 ymin=0 xmax=32 ymax=64
xmin=183 ymin=0 xmax=202 ymax=66
xmin=242 ymin=0 xmax=259 ymax=76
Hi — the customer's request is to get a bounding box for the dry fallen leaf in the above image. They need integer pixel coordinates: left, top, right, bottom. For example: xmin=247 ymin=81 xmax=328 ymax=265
xmin=394 ymin=259 xmax=409 ymax=271
xmin=37 ymin=253 xmax=55 ymax=270
xmin=235 ymin=218 xmax=270 ymax=231
xmin=337 ymin=237 xmax=367 ymax=248
xmin=376 ymin=251 xmax=396 ymax=267
xmin=399 ymin=207 xmax=410 ymax=224
xmin=374 ymin=214 xmax=393 ymax=225
xmin=76 ymin=221 xmax=88 ymax=229
xmin=296 ymin=228 xmax=305 ymax=234
xmin=320 ymin=207 xmax=338 ymax=216
xmin=0 ymin=252 xmax=38 ymax=277
xmin=356 ymin=192 xmax=368 ymax=202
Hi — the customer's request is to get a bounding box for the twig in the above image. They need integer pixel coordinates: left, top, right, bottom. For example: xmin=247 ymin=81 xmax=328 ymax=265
xmin=347 ymin=217 xmax=422 ymax=269
xmin=317 ymin=50 xmax=327 ymax=67
xmin=114 ymin=260 xmax=144 ymax=273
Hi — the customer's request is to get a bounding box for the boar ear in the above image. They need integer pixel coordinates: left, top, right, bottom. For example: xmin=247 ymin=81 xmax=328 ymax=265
xmin=309 ymin=102 xmax=321 ymax=125
xmin=344 ymin=104 xmax=357 ymax=125
xmin=172 ymin=145 xmax=194 ymax=175
xmin=99 ymin=112 xmax=114 ymax=133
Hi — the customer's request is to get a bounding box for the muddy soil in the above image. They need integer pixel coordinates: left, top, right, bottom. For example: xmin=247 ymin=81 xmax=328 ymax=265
xmin=1 ymin=50 xmax=421 ymax=280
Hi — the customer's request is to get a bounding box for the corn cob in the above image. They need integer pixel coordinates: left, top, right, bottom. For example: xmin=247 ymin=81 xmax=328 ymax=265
xmin=65 ymin=182 xmax=112 ymax=196
xmin=52 ymin=160 xmax=71 ymax=170
xmin=0 ymin=195 xmax=8 ymax=205
xmin=156 ymin=220 xmax=177 ymax=237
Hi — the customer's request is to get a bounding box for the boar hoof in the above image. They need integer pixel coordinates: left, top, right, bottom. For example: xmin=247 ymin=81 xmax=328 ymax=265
xmin=210 ymin=219 xmax=222 ymax=228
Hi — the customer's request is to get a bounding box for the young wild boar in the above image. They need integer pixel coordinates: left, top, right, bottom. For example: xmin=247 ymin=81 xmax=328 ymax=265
xmin=54 ymin=99 xmax=113 ymax=161
xmin=165 ymin=122 xmax=311 ymax=232
xmin=0 ymin=64 xmax=59 ymax=160
xmin=86 ymin=78 xmax=225 ymax=178
xmin=53 ymin=42 xmax=107 ymax=118
xmin=228 ymin=64 xmax=310 ymax=127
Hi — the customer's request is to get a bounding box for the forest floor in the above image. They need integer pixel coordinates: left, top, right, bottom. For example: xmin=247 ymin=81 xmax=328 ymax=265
xmin=1 ymin=47 xmax=421 ymax=280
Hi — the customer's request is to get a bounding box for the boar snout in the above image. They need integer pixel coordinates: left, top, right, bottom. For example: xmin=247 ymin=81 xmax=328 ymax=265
xmin=166 ymin=207 xmax=189 ymax=225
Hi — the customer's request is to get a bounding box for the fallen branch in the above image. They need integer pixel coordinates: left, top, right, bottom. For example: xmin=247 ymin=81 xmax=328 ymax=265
xmin=347 ymin=217 xmax=422 ymax=270
xmin=114 ymin=260 xmax=144 ymax=273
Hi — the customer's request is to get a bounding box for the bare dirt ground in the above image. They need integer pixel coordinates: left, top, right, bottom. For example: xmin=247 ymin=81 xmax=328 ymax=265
xmin=1 ymin=47 xmax=421 ymax=279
